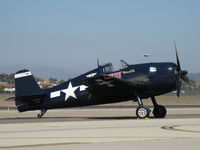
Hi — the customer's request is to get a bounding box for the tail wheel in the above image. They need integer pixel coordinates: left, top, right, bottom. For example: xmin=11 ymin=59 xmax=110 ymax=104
xmin=153 ymin=105 xmax=167 ymax=118
xmin=37 ymin=109 xmax=47 ymax=118
xmin=37 ymin=114 xmax=42 ymax=118
xmin=136 ymin=106 xmax=150 ymax=119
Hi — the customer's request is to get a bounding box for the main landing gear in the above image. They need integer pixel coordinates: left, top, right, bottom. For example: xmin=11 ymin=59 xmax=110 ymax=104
xmin=136 ymin=96 xmax=150 ymax=119
xmin=37 ymin=109 xmax=47 ymax=118
xmin=135 ymin=96 xmax=167 ymax=119
xmin=151 ymin=96 xmax=167 ymax=118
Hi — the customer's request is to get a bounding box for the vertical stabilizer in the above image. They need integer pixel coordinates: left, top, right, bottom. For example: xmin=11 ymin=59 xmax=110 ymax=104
xmin=14 ymin=69 xmax=42 ymax=97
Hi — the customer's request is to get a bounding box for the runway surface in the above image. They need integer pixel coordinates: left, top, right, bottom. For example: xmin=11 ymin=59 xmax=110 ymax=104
xmin=0 ymin=107 xmax=200 ymax=150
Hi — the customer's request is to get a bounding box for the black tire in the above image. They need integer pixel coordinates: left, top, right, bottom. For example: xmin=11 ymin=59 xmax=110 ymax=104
xmin=153 ymin=105 xmax=167 ymax=118
xmin=37 ymin=114 xmax=41 ymax=118
xmin=136 ymin=106 xmax=150 ymax=119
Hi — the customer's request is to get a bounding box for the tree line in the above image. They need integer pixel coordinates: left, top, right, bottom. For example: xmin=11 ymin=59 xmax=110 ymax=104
xmin=0 ymin=73 xmax=15 ymax=84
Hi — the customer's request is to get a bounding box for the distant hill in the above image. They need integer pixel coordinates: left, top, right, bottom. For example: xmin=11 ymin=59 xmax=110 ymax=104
xmin=188 ymin=73 xmax=200 ymax=81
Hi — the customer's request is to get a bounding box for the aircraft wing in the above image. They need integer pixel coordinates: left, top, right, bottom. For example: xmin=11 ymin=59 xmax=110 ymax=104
xmin=84 ymin=75 xmax=137 ymax=97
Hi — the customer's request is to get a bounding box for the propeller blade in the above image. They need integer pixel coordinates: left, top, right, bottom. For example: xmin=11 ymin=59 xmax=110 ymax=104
xmin=174 ymin=41 xmax=181 ymax=73
xmin=174 ymin=41 xmax=190 ymax=97
xmin=182 ymin=75 xmax=190 ymax=84
xmin=176 ymin=81 xmax=181 ymax=98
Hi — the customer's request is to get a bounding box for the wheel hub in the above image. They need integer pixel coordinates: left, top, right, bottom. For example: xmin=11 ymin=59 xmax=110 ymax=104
xmin=138 ymin=108 xmax=148 ymax=118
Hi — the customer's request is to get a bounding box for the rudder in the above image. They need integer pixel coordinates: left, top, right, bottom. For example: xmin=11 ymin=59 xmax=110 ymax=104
xmin=14 ymin=69 xmax=42 ymax=97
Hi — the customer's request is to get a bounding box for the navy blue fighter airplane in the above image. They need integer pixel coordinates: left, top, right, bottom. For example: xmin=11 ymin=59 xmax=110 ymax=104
xmin=14 ymin=45 xmax=190 ymax=119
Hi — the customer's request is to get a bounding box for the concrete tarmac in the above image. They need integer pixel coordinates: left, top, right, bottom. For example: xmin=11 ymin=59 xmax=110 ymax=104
xmin=0 ymin=107 xmax=200 ymax=150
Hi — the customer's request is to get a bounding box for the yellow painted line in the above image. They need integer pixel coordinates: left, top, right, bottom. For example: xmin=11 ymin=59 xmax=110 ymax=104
xmin=137 ymin=117 xmax=150 ymax=120
xmin=162 ymin=125 xmax=200 ymax=133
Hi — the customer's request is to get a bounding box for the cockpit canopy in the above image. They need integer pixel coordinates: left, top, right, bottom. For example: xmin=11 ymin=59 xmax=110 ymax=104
xmin=100 ymin=60 xmax=129 ymax=74
xmin=120 ymin=60 xmax=129 ymax=68
xmin=101 ymin=63 xmax=114 ymax=74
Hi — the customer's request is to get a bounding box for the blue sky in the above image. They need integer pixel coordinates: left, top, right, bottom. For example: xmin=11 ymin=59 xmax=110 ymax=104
xmin=0 ymin=0 xmax=200 ymax=77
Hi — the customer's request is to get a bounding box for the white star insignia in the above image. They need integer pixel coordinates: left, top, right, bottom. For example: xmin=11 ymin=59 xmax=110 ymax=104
xmin=79 ymin=85 xmax=88 ymax=91
xmin=61 ymin=82 xmax=79 ymax=101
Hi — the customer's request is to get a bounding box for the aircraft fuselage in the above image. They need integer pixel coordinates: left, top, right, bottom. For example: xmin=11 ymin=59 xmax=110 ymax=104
xmin=17 ymin=62 xmax=178 ymax=112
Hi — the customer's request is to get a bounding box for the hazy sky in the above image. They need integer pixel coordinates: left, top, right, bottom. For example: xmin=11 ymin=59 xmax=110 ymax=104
xmin=0 ymin=0 xmax=200 ymax=75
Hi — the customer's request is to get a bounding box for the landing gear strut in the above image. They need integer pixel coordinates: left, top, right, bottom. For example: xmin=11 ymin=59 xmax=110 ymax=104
xmin=151 ymin=96 xmax=167 ymax=118
xmin=136 ymin=96 xmax=150 ymax=119
xmin=37 ymin=109 xmax=47 ymax=118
